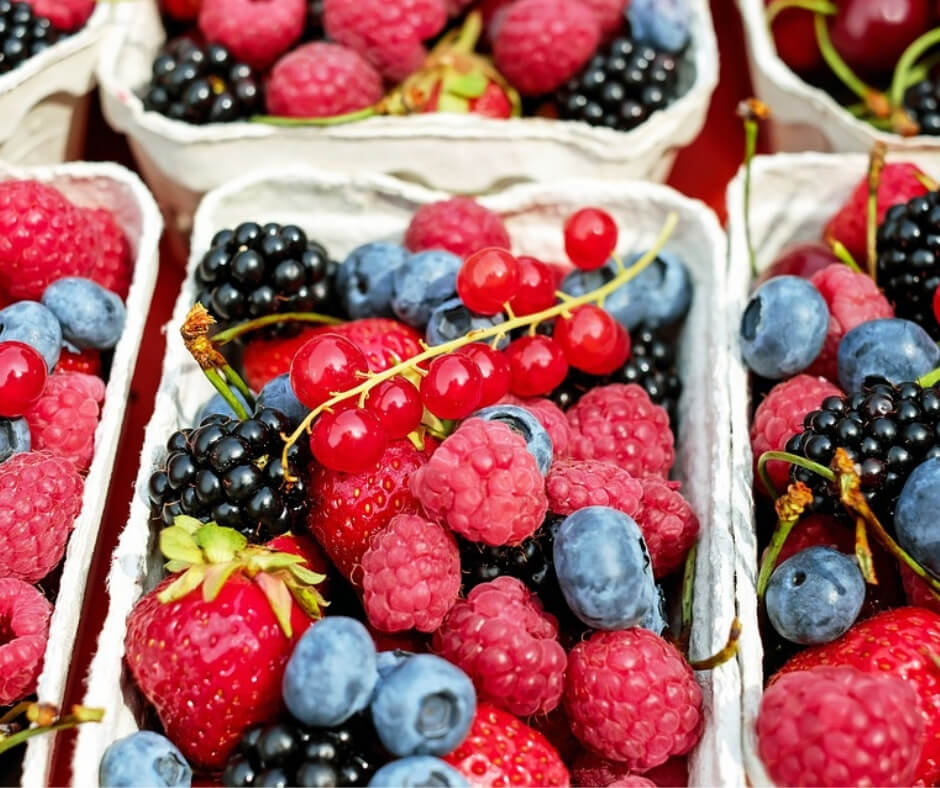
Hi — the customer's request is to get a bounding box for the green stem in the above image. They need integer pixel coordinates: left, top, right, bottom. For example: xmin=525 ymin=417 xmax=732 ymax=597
xmin=688 ymin=619 xmax=742 ymax=671
xmin=213 ymin=311 xmax=343 ymax=346
xmin=765 ymin=0 xmax=836 ymax=24
xmin=756 ymin=519 xmax=796 ymax=598
xmin=206 ymin=368 xmax=249 ymax=420
xmin=743 ymin=118 xmax=759 ymax=280
xmin=918 ymin=365 xmax=940 ymax=388
xmin=0 ymin=708 xmax=103 ymax=755
xmin=758 ymin=450 xmax=836 ymax=483
xmin=828 ymin=239 xmax=863 ymax=273
xmin=867 ymin=143 xmax=885 ymax=280
xmin=451 ymin=9 xmax=482 ymax=54
xmin=680 ymin=543 xmax=697 ymax=640
xmin=815 ymin=14 xmax=889 ymax=114
xmin=223 ymin=364 xmax=256 ymax=409
xmin=890 ymin=27 xmax=940 ymax=110
xmin=251 ymin=106 xmax=380 ymax=127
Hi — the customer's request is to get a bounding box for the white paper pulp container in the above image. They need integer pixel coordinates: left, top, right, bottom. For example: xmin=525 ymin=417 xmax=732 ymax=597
xmin=96 ymin=0 xmax=718 ymax=236
xmin=70 ymin=172 xmax=741 ymax=786
xmin=10 ymin=162 xmax=163 ymax=787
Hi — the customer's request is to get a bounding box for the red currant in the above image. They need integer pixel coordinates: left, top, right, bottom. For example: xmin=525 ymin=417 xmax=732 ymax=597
xmin=509 ymin=256 xmax=557 ymax=316
xmin=564 ymin=208 xmax=618 ymax=271
xmin=933 ymin=284 xmax=940 ymax=326
xmin=456 ymin=248 xmax=521 ymax=315
xmin=0 ymin=341 xmax=47 ymax=418
xmin=554 ymin=304 xmax=631 ymax=375
xmin=504 ymin=335 xmax=568 ymax=397
xmin=310 ymin=407 xmax=387 ymax=473
xmin=365 ymin=378 xmax=423 ymax=439
xmin=290 ymin=333 xmax=368 ymax=409
xmin=422 ymin=354 xmax=483 ymax=420
xmin=456 ymin=343 xmax=511 ymax=407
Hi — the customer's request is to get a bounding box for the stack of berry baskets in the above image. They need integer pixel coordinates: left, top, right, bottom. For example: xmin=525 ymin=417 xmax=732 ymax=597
xmin=0 ymin=163 xmax=162 ymax=785
xmin=727 ymin=149 xmax=940 ymax=787
xmin=95 ymin=0 xmax=717 ymax=236
xmin=72 ymin=171 xmax=741 ymax=786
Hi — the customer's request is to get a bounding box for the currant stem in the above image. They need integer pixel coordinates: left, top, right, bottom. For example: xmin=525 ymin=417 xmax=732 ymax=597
xmin=827 ymin=239 xmax=863 ymax=273
xmin=867 ymin=142 xmax=885 ymax=279
xmin=814 ymin=14 xmax=890 ymax=117
xmin=688 ymin=618 xmax=742 ymax=671
xmin=738 ymin=98 xmax=769 ymax=280
xmin=0 ymin=705 xmax=104 ymax=755
xmin=918 ymin=365 xmax=940 ymax=388
xmin=212 ymin=311 xmax=343 ymax=346
xmin=915 ymin=170 xmax=940 ymax=191
xmin=764 ymin=0 xmax=836 ymax=25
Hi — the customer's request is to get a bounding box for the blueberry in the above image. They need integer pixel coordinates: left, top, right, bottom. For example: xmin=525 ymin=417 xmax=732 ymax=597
xmin=894 ymin=456 xmax=940 ymax=577
xmin=377 ymin=649 xmax=413 ymax=679
xmin=0 ymin=418 xmax=29 ymax=464
xmin=194 ymin=388 xmax=253 ymax=424
xmin=257 ymin=373 xmax=308 ymax=427
xmin=368 ymin=757 xmax=470 ymax=788
xmin=471 ymin=404 xmax=553 ymax=474
xmin=336 ymin=243 xmax=409 ymax=319
xmin=392 ymin=250 xmax=462 ymax=328
xmin=553 ymin=506 xmax=660 ymax=630
xmin=99 ymin=731 xmax=192 ymax=787
xmin=370 ymin=654 xmax=476 ymax=757
xmin=0 ymin=300 xmax=62 ymax=370
xmin=837 ymin=318 xmax=940 ymax=393
xmin=426 ymin=297 xmax=507 ymax=348
xmin=627 ymin=0 xmax=691 ymax=53
xmin=282 ymin=616 xmax=378 ymax=727
xmin=622 ymin=250 xmax=693 ymax=329
xmin=765 ymin=546 xmax=865 ymax=645
xmin=643 ymin=584 xmax=667 ymax=635
xmin=561 ymin=263 xmax=645 ymax=331
xmin=42 ymin=277 xmax=126 ymax=350
xmin=739 ymin=276 xmax=829 ymax=380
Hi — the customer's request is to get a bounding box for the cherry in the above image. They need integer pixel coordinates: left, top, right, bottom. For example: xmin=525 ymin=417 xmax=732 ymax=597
xmin=829 ymin=0 xmax=929 ymax=77
xmin=0 ymin=341 xmax=46 ymax=418
xmin=290 ymin=333 xmax=368 ymax=409
xmin=755 ymin=242 xmax=838 ymax=287
xmin=457 ymin=248 xmax=521 ymax=315
xmin=456 ymin=342 xmax=511 ymax=406
xmin=365 ymin=378 xmax=423 ymax=439
xmin=509 ymin=256 xmax=558 ymax=316
xmin=764 ymin=0 xmax=823 ymax=74
xmin=504 ymin=335 xmax=569 ymax=397
xmin=553 ymin=304 xmax=631 ymax=375
xmin=310 ymin=408 xmax=387 ymax=473
xmin=564 ymin=208 xmax=618 ymax=271
xmin=422 ymin=354 xmax=483 ymax=420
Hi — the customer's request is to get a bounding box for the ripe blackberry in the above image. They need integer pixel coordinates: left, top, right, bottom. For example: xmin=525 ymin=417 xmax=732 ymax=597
xmin=903 ymin=79 xmax=940 ymax=136
xmin=148 ymin=408 xmax=309 ymax=543
xmin=0 ymin=1 xmax=62 ymax=75
xmin=556 ymin=35 xmax=683 ymax=131
xmin=194 ymin=221 xmax=340 ymax=335
xmin=143 ymin=39 xmax=263 ymax=124
xmin=876 ymin=191 xmax=940 ymax=339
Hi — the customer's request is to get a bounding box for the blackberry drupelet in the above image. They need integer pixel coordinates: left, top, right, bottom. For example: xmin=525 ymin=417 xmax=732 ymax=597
xmin=195 ymin=221 xmax=340 ymax=335
xmin=143 ymin=40 xmax=262 ymax=124
xmin=556 ymin=35 xmax=682 ymax=131
xmin=903 ymin=79 xmax=940 ymax=136
xmin=0 ymin=1 xmax=62 ymax=75
xmin=148 ymin=408 xmax=309 ymax=543
xmin=876 ymin=191 xmax=940 ymax=339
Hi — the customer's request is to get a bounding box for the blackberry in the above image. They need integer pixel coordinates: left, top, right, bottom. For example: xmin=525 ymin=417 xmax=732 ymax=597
xmin=903 ymin=79 xmax=940 ymax=136
xmin=556 ymin=35 xmax=682 ymax=132
xmin=195 ymin=221 xmax=340 ymax=335
xmin=223 ymin=713 xmax=383 ymax=787
xmin=876 ymin=190 xmax=940 ymax=339
xmin=143 ymin=39 xmax=263 ymax=124
xmin=148 ymin=408 xmax=309 ymax=543
xmin=0 ymin=1 xmax=62 ymax=75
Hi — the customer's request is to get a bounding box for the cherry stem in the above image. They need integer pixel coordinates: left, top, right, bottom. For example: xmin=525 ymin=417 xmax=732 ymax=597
xmin=867 ymin=142 xmax=886 ymax=280
xmin=764 ymin=0 xmax=836 ymax=24
xmin=827 ymin=239 xmax=863 ymax=273
xmin=756 ymin=482 xmax=814 ymax=599
xmin=0 ymin=705 xmax=103 ymax=755
xmin=688 ymin=618 xmax=742 ymax=671
xmin=737 ymin=98 xmax=769 ymax=280
xmin=212 ymin=311 xmax=343 ymax=346
xmin=890 ymin=27 xmax=940 ymax=112
xmin=814 ymin=14 xmax=890 ymax=117
xmin=918 ymin=365 xmax=940 ymax=387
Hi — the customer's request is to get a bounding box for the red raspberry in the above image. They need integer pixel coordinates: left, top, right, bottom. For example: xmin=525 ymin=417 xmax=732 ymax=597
xmin=55 ymin=347 xmax=102 ymax=376
xmin=266 ymin=42 xmax=384 ymax=118
xmin=805 ymin=264 xmax=894 ymax=381
xmin=24 ymin=371 xmax=105 ymax=472
xmin=198 ymin=0 xmax=305 ymax=69
xmin=545 ymin=458 xmax=642 ymax=516
xmin=758 ymin=665 xmax=923 ymax=787
xmin=25 ymin=0 xmax=94 ymax=30
xmin=493 ymin=0 xmax=600 ymax=95
xmin=433 ymin=576 xmax=566 ymax=716
xmin=335 ymin=318 xmax=424 ymax=374
xmin=579 ymin=0 xmax=628 ymax=37
xmin=243 ymin=327 xmax=328 ymax=392
xmin=0 ymin=578 xmax=52 ymax=705
xmin=412 ymin=418 xmax=548 ymax=546
xmin=750 ymin=374 xmax=842 ymax=495
xmin=405 ymin=198 xmax=511 ymax=260
xmin=635 ymin=477 xmax=699 ymax=579
xmin=901 ymin=564 xmax=940 ymax=613
xmin=500 ymin=394 xmax=573 ymax=459
xmin=565 ymin=629 xmax=703 ymax=770
xmin=572 ymin=751 xmax=689 ymax=787
xmin=0 ymin=181 xmax=97 ymax=301
xmin=0 ymin=451 xmax=83 ymax=583
xmin=361 ymin=514 xmax=461 ymax=633
xmin=610 ymin=778 xmax=655 ymax=787
xmin=567 ymin=384 xmax=674 ymax=478
xmin=81 ymin=207 xmax=133 ymax=300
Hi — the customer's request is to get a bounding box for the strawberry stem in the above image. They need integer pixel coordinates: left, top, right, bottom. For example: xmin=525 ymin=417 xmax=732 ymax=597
xmin=212 ymin=311 xmax=343 ymax=346
xmin=0 ymin=704 xmax=103 ymax=755
xmin=737 ymin=98 xmax=769 ymax=280
xmin=764 ymin=0 xmax=836 ymax=25
xmin=688 ymin=618 xmax=742 ymax=671
xmin=814 ymin=14 xmax=890 ymax=117
xmin=867 ymin=141 xmax=885 ymax=279
xmin=756 ymin=482 xmax=814 ymax=598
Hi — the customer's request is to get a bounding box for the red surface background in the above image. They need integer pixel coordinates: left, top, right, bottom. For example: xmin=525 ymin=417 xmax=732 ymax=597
xmin=46 ymin=0 xmax=760 ymax=782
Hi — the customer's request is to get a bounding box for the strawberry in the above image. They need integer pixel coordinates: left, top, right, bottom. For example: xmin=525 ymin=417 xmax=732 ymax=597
xmin=124 ymin=517 xmax=328 ymax=771
xmin=242 ymin=326 xmax=329 ymax=392
xmin=773 ymin=606 xmax=940 ymax=785
xmin=334 ymin=318 xmax=424 ymax=373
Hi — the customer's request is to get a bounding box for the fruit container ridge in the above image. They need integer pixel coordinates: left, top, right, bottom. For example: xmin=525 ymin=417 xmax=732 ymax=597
xmin=95 ymin=0 xmax=718 ymax=237
xmin=5 ymin=162 xmax=163 ymax=786
xmin=69 ymin=171 xmax=741 ymax=786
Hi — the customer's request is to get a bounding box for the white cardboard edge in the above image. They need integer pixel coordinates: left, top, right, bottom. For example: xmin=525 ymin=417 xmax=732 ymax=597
xmin=12 ymin=161 xmax=164 ymax=788
xmin=71 ymin=171 xmax=740 ymax=788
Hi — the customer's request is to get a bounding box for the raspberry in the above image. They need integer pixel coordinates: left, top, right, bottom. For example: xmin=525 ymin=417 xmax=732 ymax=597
xmin=24 ymin=372 xmax=105 ymax=472
xmin=0 ymin=577 xmax=52 ymax=705
xmin=55 ymin=348 xmax=102 ymax=376
xmin=565 ymin=629 xmax=703 ymax=770
xmin=404 ymin=198 xmax=511 ymax=260
xmin=579 ymin=0 xmax=628 ymax=37
xmin=0 ymin=181 xmax=97 ymax=301
xmin=805 ymin=264 xmax=894 ymax=381
xmin=25 ymin=0 xmax=94 ymax=30
xmin=567 ymin=384 xmax=674 ymax=478
xmin=266 ymin=42 xmax=384 ymax=118
xmin=0 ymin=451 xmax=83 ymax=583
xmin=493 ymin=0 xmax=600 ymax=95
xmin=572 ymin=752 xmax=689 ymax=787
xmin=81 ymin=207 xmax=133 ymax=300
xmin=610 ymin=778 xmax=655 ymax=787
xmin=749 ymin=374 xmax=842 ymax=495
xmin=412 ymin=419 xmax=548 ymax=546
xmin=361 ymin=514 xmax=461 ymax=633
xmin=545 ymin=458 xmax=642 ymax=516
xmin=758 ymin=665 xmax=923 ymax=787
xmin=198 ymin=0 xmax=305 ymax=69
xmin=500 ymin=394 xmax=573 ymax=459
xmin=243 ymin=326 xmax=327 ymax=391
xmin=901 ymin=564 xmax=940 ymax=613
xmin=635 ymin=477 xmax=699 ymax=578
xmin=444 ymin=0 xmax=474 ymax=15
xmin=433 ymin=576 xmax=566 ymax=716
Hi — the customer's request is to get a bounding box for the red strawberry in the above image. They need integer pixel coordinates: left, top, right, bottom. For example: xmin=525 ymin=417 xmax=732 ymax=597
xmin=242 ymin=326 xmax=329 ymax=392
xmin=334 ymin=318 xmax=424 ymax=372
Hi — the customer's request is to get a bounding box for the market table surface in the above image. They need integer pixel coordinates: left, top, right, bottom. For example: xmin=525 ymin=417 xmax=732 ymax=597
xmin=43 ymin=0 xmax=760 ymax=782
